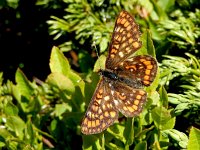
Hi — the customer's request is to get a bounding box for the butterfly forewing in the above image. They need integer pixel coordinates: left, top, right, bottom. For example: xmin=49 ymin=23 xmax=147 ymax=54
xmin=106 ymin=11 xmax=142 ymax=69
xmin=81 ymin=79 xmax=119 ymax=135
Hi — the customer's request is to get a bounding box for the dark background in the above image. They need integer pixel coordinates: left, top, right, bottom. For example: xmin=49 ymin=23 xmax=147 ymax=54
xmin=0 ymin=1 xmax=66 ymax=81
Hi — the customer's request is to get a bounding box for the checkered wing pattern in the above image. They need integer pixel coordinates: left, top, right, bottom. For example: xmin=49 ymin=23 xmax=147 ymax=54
xmin=81 ymin=79 xmax=119 ymax=135
xmin=111 ymin=82 xmax=147 ymax=117
xmin=116 ymin=55 xmax=157 ymax=87
xmin=106 ymin=10 xmax=142 ymax=68
xmin=81 ymin=10 xmax=158 ymax=135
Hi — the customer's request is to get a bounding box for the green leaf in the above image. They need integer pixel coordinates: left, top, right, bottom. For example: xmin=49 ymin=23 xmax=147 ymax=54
xmin=54 ymin=103 xmax=72 ymax=118
xmin=152 ymin=106 xmax=175 ymax=130
xmin=50 ymin=118 xmax=58 ymax=129
xmin=82 ymin=134 xmax=102 ymax=150
xmin=107 ymin=124 xmax=126 ymax=144
xmin=139 ymin=30 xmax=156 ymax=57
xmin=47 ymin=72 xmax=75 ymax=94
xmin=188 ymin=127 xmax=200 ymax=150
xmin=134 ymin=141 xmax=147 ymax=150
xmin=147 ymin=91 xmax=160 ymax=107
xmin=124 ymin=118 xmax=134 ymax=146
xmin=0 ymin=128 xmax=13 ymax=139
xmin=69 ymin=71 xmax=85 ymax=95
xmin=49 ymin=46 xmax=85 ymax=95
xmin=4 ymin=101 xmax=19 ymax=116
xmin=146 ymin=30 xmax=157 ymax=57
xmin=162 ymin=129 xmax=188 ymax=149
xmin=50 ymin=46 xmax=70 ymax=75
xmin=159 ymin=134 xmax=170 ymax=148
xmin=99 ymin=37 xmax=109 ymax=53
xmin=174 ymin=103 xmax=190 ymax=115
xmin=15 ymin=68 xmax=34 ymax=99
xmin=159 ymin=86 xmax=168 ymax=108
xmin=14 ymin=69 xmax=36 ymax=112
xmin=93 ymin=55 xmax=106 ymax=72
xmin=151 ymin=0 xmax=169 ymax=20
xmin=6 ymin=116 xmax=25 ymax=139
xmin=24 ymin=119 xmax=34 ymax=145
xmin=22 ymin=145 xmax=34 ymax=150
xmin=157 ymin=0 xmax=175 ymax=12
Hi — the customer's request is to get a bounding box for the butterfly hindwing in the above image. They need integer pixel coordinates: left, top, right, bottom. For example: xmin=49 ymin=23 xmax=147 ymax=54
xmin=116 ymin=55 xmax=158 ymax=87
xmin=111 ymin=81 xmax=147 ymax=117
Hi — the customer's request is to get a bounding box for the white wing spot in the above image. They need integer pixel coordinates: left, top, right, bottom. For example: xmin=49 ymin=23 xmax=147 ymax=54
xmin=109 ymin=83 xmax=112 ymax=87
xmin=104 ymin=96 xmax=110 ymax=101
xmin=119 ymin=52 xmax=124 ymax=58
xmin=114 ymin=99 xmax=119 ymax=105
xmin=98 ymin=109 xmax=102 ymax=114
xmin=87 ymin=111 xmax=92 ymax=117
xmin=111 ymin=90 xmax=114 ymax=95
xmin=127 ymin=101 xmax=131 ymax=104
xmin=128 ymin=58 xmax=134 ymax=61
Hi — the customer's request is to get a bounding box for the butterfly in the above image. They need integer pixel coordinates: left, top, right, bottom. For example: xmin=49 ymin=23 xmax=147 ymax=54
xmin=81 ymin=10 xmax=157 ymax=135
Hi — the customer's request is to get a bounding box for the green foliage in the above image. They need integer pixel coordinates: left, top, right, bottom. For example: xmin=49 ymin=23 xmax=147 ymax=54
xmin=158 ymin=9 xmax=200 ymax=51
xmin=0 ymin=0 xmax=200 ymax=149
xmin=188 ymin=127 xmax=200 ymax=150
xmin=0 ymin=0 xmax=19 ymax=9
xmin=162 ymin=129 xmax=188 ymax=149
xmin=47 ymin=0 xmax=141 ymax=53
xmin=160 ymin=53 xmax=200 ymax=118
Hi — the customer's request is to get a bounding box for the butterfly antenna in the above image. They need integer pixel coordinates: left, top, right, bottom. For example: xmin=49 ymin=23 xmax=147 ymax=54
xmin=92 ymin=41 xmax=102 ymax=71
xmin=92 ymin=41 xmax=100 ymax=58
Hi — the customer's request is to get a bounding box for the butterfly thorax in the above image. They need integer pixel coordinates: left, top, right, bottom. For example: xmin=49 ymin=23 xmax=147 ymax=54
xmin=99 ymin=69 xmax=143 ymax=89
xmin=99 ymin=70 xmax=118 ymax=80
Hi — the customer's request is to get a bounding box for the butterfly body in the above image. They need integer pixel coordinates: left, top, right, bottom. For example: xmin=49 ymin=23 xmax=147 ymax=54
xmin=100 ymin=70 xmax=119 ymax=81
xmin=81 ymin=10 xmax=157 ymax=135
xmin=100 ymin=69 xmax=143 ymax=89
